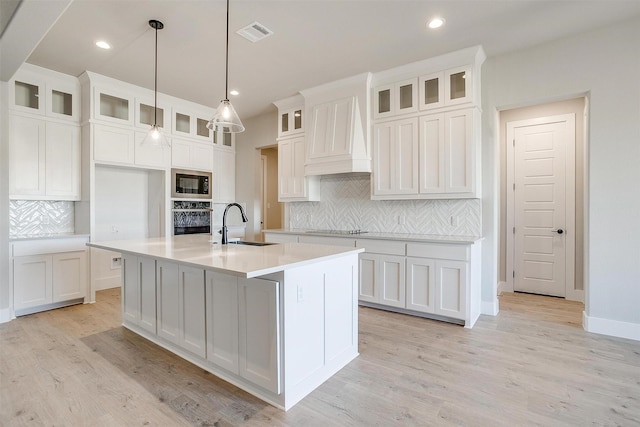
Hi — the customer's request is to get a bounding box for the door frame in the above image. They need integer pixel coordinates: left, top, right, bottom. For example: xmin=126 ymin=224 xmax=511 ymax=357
xmin=506 ymin=113 xmax=580 ymax=300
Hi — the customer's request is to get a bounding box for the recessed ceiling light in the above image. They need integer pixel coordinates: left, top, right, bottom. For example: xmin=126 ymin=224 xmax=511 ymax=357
xmin=230 ymin=90 xmax=239 ymax=96
xmin=428 ymin=17 xmax=445 ymax=29
xmin=96 ymin=40 xmax=111 ymax=49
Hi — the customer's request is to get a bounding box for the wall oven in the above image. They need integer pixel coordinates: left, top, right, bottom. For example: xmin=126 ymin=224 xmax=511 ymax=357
xmin=171 ymin=168 xmax=212 ymax=199
xmin=173 ymin=201 xmax=211 ymax=235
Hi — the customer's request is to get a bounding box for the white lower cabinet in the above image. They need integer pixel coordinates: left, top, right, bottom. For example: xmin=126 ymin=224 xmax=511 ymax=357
xmin=13 ymin=249 xmax=87 ymax=314
xmin=156 ymin=261 xmax=206 ymax=358
xmin=406 ymin=257 xmax=467 ymax=319
xmin=238 ymin=277 xmax=280 ymax=394
xmin=205 ymin=271 xmax=239 ymax=374
xmin=122 ymin=255 xmax=157 ymax=334
xmin=358 ymin=253 xmax=406 ymax=308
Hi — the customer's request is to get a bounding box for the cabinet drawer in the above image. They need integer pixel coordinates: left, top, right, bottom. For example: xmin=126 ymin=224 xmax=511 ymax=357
xmin=356 ymin=239 xmax=405 ymax=256
xmin=406 ymin=243 xmax=468 ymax=261
xmin=12 ymin=236 xmax=89 ymax=257
xmin=298 ymin=235 xmax=356 ymax=247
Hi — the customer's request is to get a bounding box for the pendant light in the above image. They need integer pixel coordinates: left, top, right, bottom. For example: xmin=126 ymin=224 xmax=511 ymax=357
xmin=142 ymin=19 xmax=170 ymax=147
xmin=207 ymin=0 xmax=245 ymax=133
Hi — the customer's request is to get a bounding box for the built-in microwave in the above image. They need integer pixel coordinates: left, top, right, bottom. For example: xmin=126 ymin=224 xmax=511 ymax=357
xmin=171 ymin=168 xmax=212 ymax=199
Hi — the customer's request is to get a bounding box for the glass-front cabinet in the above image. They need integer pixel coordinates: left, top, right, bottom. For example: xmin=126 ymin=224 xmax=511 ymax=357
xmin=418 ymin=66 xmax=473 ymax=110
xmin=373 ymin=78 xmax=418 ymax=119
xmin=172 ymin=108 xmax=213 ymax=142
xmin=278 ymin=107 xmax=304 ymax=138
xmin=135 ymin=99 xmax=167 ymax=130
xmin=10 ymin=71 xmax=79 ymax=120
xmin=213 ymin=130 xmax=234 ymax=149
xmin=94 ymin=87 xmax=133 ymax=124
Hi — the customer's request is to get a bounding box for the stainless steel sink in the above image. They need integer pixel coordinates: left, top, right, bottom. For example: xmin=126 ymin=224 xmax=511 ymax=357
xmin=228 ymin=241 xmax=275 ymax=247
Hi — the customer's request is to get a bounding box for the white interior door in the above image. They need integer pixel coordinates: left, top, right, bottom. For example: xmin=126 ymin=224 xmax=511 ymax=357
xmin=512 ymin=115 xmax=575 ymax=297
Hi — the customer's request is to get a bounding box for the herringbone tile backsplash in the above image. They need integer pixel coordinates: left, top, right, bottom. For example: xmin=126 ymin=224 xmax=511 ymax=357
xmin=289 ymin=175 xmax=481 ymax=236
xmin=9 ymin=200 xmax=75 ymax=237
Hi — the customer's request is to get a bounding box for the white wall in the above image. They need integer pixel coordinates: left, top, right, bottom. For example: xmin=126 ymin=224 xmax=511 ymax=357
xmin=482 ymin=16 xmax=640 ymax=336
xmin=235 ymin=111 xmax=278 ymax=241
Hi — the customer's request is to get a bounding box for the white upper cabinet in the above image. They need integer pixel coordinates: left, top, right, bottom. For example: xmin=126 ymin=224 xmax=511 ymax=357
xmin=213 ymin=147 xmax=236 ymax=202
xmin=9 ymin=65 xmax=80 ymax=121
xmin=135 ymin=98 xmax=170 ymax=132
xmin=171 ymin=138 xmax=213 ymax=172
xmin=373 ymin=78 xmax=418 ymax=119
xmin=418 ymin=65 xmax=473 ymax=111
xmin=134 ymin=131 xmax=170 ymax=169
xmin=213 ymin=130 xmax=235 ymax=150
xmin=94 ymin=87 xmax=134 ymax=124
xmin=372 ymin=118 xmax=419 ymax=197
xmin=274 ymin=94 xmax=305 ymax=139
xmin=278 ymin=136 xmax=319 ymax=201
xmin=9 ymin=115 xmax=81 ymax=200
xmin=172 ymin=108 xmax=213 ymax=143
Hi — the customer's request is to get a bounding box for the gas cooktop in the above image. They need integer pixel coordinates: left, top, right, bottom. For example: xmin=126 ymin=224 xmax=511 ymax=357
xmin=305 ymin=229 xmax=368 ymax=235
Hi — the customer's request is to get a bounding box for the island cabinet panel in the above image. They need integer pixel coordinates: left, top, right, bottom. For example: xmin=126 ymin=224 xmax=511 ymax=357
xmin=205 ymin=271 xmax=239 ymax=374
xmin=157 ymin=261 xmax=206 ymax=358
xmin=122 ymin=255 xmax=157 ymax=333
xmin=122 ymin=255 xmax=140 ymax=326
xmin=238 ymin=278 xmax=281 ymax=395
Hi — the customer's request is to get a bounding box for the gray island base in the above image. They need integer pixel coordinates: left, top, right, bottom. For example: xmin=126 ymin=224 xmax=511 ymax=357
xmin=88 ymin=234 xmax=363 ymax=410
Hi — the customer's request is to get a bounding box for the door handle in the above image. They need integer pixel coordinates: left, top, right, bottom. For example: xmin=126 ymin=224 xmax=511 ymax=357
xmin=551 ymin=229 xmax=564 ymax=234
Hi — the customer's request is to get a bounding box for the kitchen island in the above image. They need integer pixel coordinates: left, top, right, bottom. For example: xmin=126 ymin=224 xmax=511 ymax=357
xmin=88 ymin=234 xmax=363 ymax=410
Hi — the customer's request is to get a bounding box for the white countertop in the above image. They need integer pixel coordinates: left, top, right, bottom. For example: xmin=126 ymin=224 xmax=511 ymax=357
xmin=9 ymin=233 xmax=90 ymax=242
xmin=88 ymin=234 xmax=363 ymax=278
xmin=264 ymin=229 xmax=482 ymax=244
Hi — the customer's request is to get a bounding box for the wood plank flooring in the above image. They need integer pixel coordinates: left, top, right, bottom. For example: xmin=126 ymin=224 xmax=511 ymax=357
xmin=1 ymin=289 xmax=639 ymax=426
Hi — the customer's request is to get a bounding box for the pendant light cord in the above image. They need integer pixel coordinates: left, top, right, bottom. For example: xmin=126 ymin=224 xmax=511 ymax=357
xmin=154 ymin=23 xmax=158 ymax=126
xmin=224 ymin=0 xmax=229 ymax=101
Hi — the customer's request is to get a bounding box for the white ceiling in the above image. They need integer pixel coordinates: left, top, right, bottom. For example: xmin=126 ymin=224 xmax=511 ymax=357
xmin=25 ymin=0 xmax=640 ymax=120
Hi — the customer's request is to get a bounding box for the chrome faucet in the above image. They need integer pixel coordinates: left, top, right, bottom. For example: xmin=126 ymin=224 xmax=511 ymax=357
xmin=221 ymin=203 xmax=248 ymax=244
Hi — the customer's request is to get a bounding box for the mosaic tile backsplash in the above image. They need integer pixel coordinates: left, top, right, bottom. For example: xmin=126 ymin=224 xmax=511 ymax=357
xmin=10 ymin=200 xmax=75 ymax=237
xmin=289 ymin=175 xmax=481 ymax=236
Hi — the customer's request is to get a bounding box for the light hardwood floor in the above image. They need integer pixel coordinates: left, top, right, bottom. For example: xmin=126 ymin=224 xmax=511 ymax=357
xmin=1 ymin=289 xmax=639 ymax=426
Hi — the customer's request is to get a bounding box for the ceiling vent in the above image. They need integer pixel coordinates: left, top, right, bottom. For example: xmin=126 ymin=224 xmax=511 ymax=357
xmin=236 ymin=21 xmax=273 ymax=42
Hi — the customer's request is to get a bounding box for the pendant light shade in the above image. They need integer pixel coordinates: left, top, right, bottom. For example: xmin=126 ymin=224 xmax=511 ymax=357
xmin=142 ymin=19 xmax=170 ymax=147
xmin=207 ymin=0 xmax=245 ymax=133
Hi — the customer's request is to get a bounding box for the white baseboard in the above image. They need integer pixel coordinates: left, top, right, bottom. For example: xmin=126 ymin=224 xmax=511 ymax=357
xmin=583 ymin=311 xmax=640 ymax=342
xmin=0 ymin=307 xmax=14 ymax=324
xmin=94 ymin=276 xmax=121 ymax=292
xmin=481 ymin=299 xmax=499 ymax=316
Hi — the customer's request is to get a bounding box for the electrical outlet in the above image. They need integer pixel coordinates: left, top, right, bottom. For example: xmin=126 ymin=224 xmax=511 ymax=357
xmin=297 ymin=284 xmax=304 ymax=302
xmin=398 ymin=215 xmax=405 ymax=225
xmin=450 ymin=215 xmax=458 ymax=227
xmin=42 ymin=215 xmax=49 ymax=225
xmin=111 ymin=225 xmax=119 ymax=233
xmin=111 ymin=257 xmax=122 ymax=269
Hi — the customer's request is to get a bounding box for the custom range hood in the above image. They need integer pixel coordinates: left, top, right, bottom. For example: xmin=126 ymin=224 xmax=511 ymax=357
xmin=301 ymin=73 xmax=372 ymax=176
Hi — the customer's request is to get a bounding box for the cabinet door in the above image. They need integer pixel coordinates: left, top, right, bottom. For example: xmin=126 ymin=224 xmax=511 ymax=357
xmin=179 ymin=265 xmax=206 ymax=358
xmin=9 ymin=115 xmax=45 ymax=197
xmin=157 ymin=261 xmax=181 ymax=345
xmin=291 ymin=137 xmax=307 ymax=197
xmin=394 ymin=78 xmax=418 ymax=115
xmin=278 ymin=139 xmax=293 ymax=199
xmin=278 ymin=137 xmax=311 ymax=201
xmin=373 ymin=118 xmax=418 ymax=196
xmin=190 ymin=142 xmax=214 ymax=172
xmin=435 ymin=260 xmax=467 ymax=320
xmin=419 ymin=113 xmax=445 ymax=194
xmin=95 ymin=88 xmax=133 ymax=124
xmin=122 ymin=255 xmax=140 ymax=325
xmin=379 ymin=255 xmax=406 ymax=308
xmin=171 ymin=138 xmax=192 ymax=169
xmin=419 ymin=72 xmax=444 ymax=110
xmin=13 ymin=255 xmax=52 ymax=310
xmin=406 ymin=257 xmax=436 ymax=313
xmin=11 ymin=77 xmax=45 ymax=115
xmin=134 ymin=131 xmax=170 ymax=168
xmin=444 ymin=66 xmax=472 ymax=106
xmin=45 ymin=122 xmax=81 ymax=199
xmin=444 ymin=109 xmax=474 ymax=194
xmin=139 ymin=257 xmax=157 ymax=334
xmin=213 ymin=148 xmax=235 ymax=202
xmin=358 ymin=253 xmax=378 ymax=303
xmin=206 ymin=271 xmax=239 ymax=373
xmin=373 ymin=84 xmax=393 ymax=119
xmin=93 ymin=124 xmax=134 ymax=165
xmin=52 ymin=251 xmax=86 ymax=302
xmin=238 ymin=277 xmax=280 ymax=394
xmin=47 ymin=81 xmax=79 ymax=121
